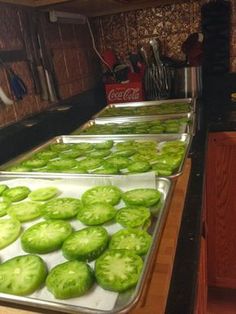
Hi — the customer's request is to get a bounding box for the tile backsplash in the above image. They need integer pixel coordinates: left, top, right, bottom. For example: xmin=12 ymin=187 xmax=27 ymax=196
xmin=93 ymin=1 xmax=206 ymax=64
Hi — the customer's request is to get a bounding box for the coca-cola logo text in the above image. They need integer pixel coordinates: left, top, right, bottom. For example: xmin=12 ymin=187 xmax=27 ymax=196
xmin=108 ymin=88 xmax=141 ymax=102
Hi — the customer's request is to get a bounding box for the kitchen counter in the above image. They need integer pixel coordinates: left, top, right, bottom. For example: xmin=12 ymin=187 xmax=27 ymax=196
xmin=1 ymin=89 xmax=235 ymax=314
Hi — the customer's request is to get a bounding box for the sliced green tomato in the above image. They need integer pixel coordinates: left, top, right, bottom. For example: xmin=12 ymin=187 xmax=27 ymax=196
xmin=8 ymin=201 xmax=43 ymax=222
xmin=112 ymin=148 xmax=136 ymax=157
xmin=122 ymin=188 xmax=161 ymax=207
xmin=0 ymin=185 xmax=9 ymax=196
xmin=91 ymin=166 xmax=119 ymax=175
xmin=0 ymin=198 xmax=11 ymax=217
xmin=77 ymin=203 xmax=116 ymax=225
xmin=82 ymin=185 xmax=121 ymax=206
xmin=79 ymin=157 xmax=103 ymax=170
xmin=21 ymin=220 xmax=72 ymax=254
xmin=28 ymin=187 xmax=59 ymax=201
xmin=46 ymin=260 xmax=94 ymax=299
xmin=42 ymin=197 xmax=81 ymax=219
xmin=0 ymin=254 xmax=47 ymax=296
xmin=104 ymin=156 xmax=130 ymax=169
xmin=127 ymin=161 xmax=151 ymax=173
xmin=66 ymin=166 xmax=87 ymax=174
xmin=89 ymin=149 xmax=111 ymax=158
xmin=62 ymin=226 xmax=109 ymax=261
xmin=115 ymin=141 xmax=135 ymax=150
xmin=116 ymin=206 xmax=150 ymax=228
xmin=47 ymin=159 xmax=78 ymax=170
xmin=59 ymin=150 xmax=84 ymax=159
xmin=71 ymin=143 xmax=94 ymax=151
xmin=35 ymin=150 xmax=58 ymax=160
xmin=95 ymin=249 xmax=143 ymax=292
xmin=22 ymin=159 xmax=47 ymax=169
xmin=109 ymin=228 xmax=152 ymax=255
xmin=3 ymin=186 xmax=31 ymax=202
xmin=0 ymin=218 xmax=21 ymax=249
xmin=93 ymin=140 xmax=113 ymax=150
xmin=151 ymin=163 xmax=173 ymax=176
xmin=6 ymin=165 xmax=31 ymax=172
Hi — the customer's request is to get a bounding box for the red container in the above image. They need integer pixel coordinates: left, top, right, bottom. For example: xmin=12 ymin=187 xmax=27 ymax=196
xmin=105 ymin=81 xmax=144 ymax=104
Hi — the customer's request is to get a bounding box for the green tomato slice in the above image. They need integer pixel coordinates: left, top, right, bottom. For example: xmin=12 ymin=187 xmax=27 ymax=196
xmin=95 ymin=249 xmax=143 ymax=292
xmin=59 ymin=150 xmax=84 ymax=159
xmin=35 ymin=150 xmax=58 ymax=160
xmin=0 ymin=185 xmax=9 ymax=196
xmin=116 ymin=206 xmax=151 ymax=228
xmin=0 ymin=196 xmax=11 ymax=217
xmin=93 ymin=140 xmax=114 ymax=150
xmin=6 ymin=165 xmax=31 ymax=172
xmin=104 ymin=156 xmax=130 ymax=169
xmin=7 ymin=201 xmax=43 ymax=222
xmin=62 ymin=226 xmax=109 ymax=262
xmin=79 ymin=157 xmax=103 ymax=170
xmin=22 ymin=159 xmax=47 ymax=169
xmin=127 ymin=161 xmax=151 ymax=173
xmin=109 ymin=228 xmax=152 ymax=255
xmin=47 ymin=159 xmax=78 ymax=170
xmin=46 ymin=260 xmax=94 ymax=299
xmin=3 ymin=186 xmax=31 ymax=202
xmin=77 ymin=203 xmax=116 ymax=225
xmin=122 ymin=188 xmax=161 ymax=207
xmin=0 ymin=218 xmax=21 ymax=249
xmin=42 ymin=197 xmax=81 ymax=219
xmin=91 ymin=166 xmax=119 ymax=175
xmin=71 ymin=143 xmax=94 ymax=151
xmin=112 ymin=149 xmax=136 ymax=157
xmin=0 ymin=254 xmax=47 ymax=296
xmin=28 ymin=187 xmax=59 ymax=201
xmin=21 ymin=220 xmax=72 ymax=254
xmin=88 ymin=149 xmax=111 ymax=158
xmin=82 ymin=185 xmax=121 ymax=206
xmin=151 ymin=163 xmax=173 ymax=176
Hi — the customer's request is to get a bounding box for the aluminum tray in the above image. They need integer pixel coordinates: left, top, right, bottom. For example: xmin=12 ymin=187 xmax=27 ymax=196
xmin=0 ymin=134 xmax=192 ymax=179
xmin=0 ymin=175 xmax=173 ymax=314
xmin=72 ymin=112 xmax=196 ymax=135
xmin=94 ymin=98 xmax=196 ymax=119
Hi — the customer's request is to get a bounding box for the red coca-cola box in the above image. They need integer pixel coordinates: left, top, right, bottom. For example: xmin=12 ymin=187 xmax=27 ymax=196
xmin=105 ymin=81 xmax=144 ymax=104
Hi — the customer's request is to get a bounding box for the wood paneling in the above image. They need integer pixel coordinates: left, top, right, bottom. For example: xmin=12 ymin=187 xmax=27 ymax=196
xmin=206 ymin=132 xmax=236 ymax=289
xmin=0 ymin=160 xmax=191 ymax=314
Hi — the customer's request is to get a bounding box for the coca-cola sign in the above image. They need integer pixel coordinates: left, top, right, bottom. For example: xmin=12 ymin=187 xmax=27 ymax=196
xmin=105 ymin=82 xmax=144 ymax=104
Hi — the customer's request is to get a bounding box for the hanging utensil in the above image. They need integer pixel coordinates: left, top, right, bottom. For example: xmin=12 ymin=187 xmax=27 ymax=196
xmin=0 ymin=86 xmax=13 ymax=105
xmin=0 ymin=59 xmax=27 ymax=101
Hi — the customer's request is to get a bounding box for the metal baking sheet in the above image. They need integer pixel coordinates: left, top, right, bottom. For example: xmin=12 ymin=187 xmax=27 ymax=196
xmin=94 ymin=98 xmax=196 ymax=119
xmin=0 ymin=134 xmax=192 ymax=179
xmin=72 ymin=112 xmax=196 ymax=135
xmin=0 ymin=175 xmax=173 ymax=314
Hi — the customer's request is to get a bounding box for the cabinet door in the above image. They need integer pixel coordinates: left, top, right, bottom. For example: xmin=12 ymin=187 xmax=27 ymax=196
xmin=206 ymin=132 xmax=236 ymax=288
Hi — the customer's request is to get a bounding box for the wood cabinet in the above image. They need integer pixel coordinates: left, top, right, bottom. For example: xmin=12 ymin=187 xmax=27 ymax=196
xmin=206 ymin=132 xmax=236 ymax=288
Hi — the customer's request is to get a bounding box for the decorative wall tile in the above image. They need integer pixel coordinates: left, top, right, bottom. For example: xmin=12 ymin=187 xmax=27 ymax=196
xmin=95 ymin=0 xmax=206 ymax=62
xmin=52 ymin=48 xmax=68 ymax=85
xmin=0 ymin=5 xmax=23 ymax=50
xmin=60 ymin=83 xmax=71 ymax=99
xmin=14 ymin=95 xmax=37 ymax=120
xmin=64 ymin=48 xmax=80 ymax=80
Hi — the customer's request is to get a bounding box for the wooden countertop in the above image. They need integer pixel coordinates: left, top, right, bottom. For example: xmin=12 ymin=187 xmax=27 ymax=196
xmin=0 ymin=159 xmax=191 ymax=314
